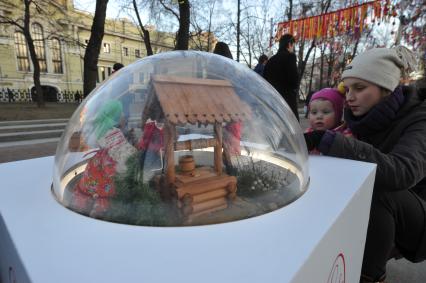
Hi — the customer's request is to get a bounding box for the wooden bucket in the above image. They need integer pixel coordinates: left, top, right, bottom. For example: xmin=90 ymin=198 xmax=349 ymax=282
xmin=179 ymin=155 xmax=195 ymax=173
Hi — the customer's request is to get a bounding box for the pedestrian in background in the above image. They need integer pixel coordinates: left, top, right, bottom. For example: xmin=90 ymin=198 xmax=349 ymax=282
xmin=213 ymin=42 xmax=233 ymax=59
xmin=7 ymin=88 xmax=14 ymax=103
xmin=212 ymin=41 xmax=241 ymax=174
xmin=253 ymin=54 xmax=268 ymax=76
xmin=74 ymin=90 xmax=81 ymax=104
xmin=263 ymin=34 xmax=300 ymax=121
xmin=112 ymin=62 xmax=124 ymax=74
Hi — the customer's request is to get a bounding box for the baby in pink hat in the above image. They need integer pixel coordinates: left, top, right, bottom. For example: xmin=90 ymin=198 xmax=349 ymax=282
xmin=307 ymin=86 xmax=347 ymax=132
xmin=306 ymin=86 xmax=352 ymax=153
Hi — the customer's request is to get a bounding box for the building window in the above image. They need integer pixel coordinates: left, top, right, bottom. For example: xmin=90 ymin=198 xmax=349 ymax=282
xmin=31 ymin=23 xmax=47 ymax=72
xmin=135 ymin=49 xmax=140 ymax=58
xmin=14 ymin=32 xmax=30 ymax=71
xmin=103 ymin=43 xmax=110 ymax=53
xmin=123 ymin=47 xmax=128 ymax=56
xmin=107 ymin=67 xmax=112 ymax=76
xmin=51 ymin=38 xmax=63 ymax=74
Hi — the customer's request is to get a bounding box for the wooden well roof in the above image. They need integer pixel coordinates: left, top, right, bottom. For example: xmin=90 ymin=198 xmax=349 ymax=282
xmin=150 ymin=75 xmax=252 ymax=125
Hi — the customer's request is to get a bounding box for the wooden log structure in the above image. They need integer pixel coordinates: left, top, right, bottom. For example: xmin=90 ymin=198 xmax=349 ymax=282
xmin=173 ymin=168 xmax=238 ymax=219
xmin=174 ymin=138 xmax=216 ymax=151
xmin=214 ymin=122 xmax=223 ymax=175
xmin=192 ymin=197 xmax=227 ymax=214
xmin=192 ymin=188 xmax=228 ymax=203
xmin=164 ymin=122 xmax=176 ymax=185
xmin=186 ymin=204 xmax=228 ymax=222
xmin=176 ymin=174 xmax=237 ymax=199
xmin=146 ymin=75 xmax=251 ymax=221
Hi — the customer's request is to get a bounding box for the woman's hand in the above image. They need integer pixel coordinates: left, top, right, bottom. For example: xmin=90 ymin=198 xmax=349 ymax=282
xmin=303 ymin=130 xmax=325 ymax=151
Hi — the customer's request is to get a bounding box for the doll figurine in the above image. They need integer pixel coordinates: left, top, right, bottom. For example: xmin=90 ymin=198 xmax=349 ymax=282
xmin=72 ymin=100 xmax=137 ymax=217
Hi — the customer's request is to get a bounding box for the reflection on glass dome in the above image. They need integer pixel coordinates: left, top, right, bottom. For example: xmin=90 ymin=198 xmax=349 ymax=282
xmin=52 ymin=51 xmax=309 ymax=226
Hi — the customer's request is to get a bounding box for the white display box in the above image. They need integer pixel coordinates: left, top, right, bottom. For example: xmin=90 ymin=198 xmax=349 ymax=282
xmin=0 ymin=155 xmax=376 ymax=283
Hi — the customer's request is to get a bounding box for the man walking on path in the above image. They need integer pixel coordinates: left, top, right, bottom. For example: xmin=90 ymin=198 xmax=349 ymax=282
xmin=263 ymin=34 xmax=300 ymax=121
xmin=7 ymin=88 xmax=14 ymax=103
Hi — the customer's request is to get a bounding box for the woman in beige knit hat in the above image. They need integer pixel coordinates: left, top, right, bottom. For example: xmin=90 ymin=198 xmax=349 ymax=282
xmin=304 ymin=46 xmax=426 ymax=283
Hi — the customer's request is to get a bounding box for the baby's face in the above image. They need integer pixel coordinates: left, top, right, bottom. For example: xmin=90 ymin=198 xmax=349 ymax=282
xmin=308 ymin=99 xmax=336 ymax=131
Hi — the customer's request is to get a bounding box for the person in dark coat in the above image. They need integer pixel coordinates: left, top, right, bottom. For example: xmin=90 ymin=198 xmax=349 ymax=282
xmin=112 ymin=62 xmax=124 ymax=74
xmin=263 ymin=34 xmax=300 ymax=121
xmin=7 ymin=88 xmax=14 ymax=103
xmin=304 ymin=46 xmax=426 ymax=283
xmin=253 ymin=54 xmax=268 ymax=76
xmin=74 ymin=90 xmax=81 ymax=103
xmin=212 ymin=41 xmax=241 ymax=174
xmin=213 ymin=42 xmax=233 ymax=59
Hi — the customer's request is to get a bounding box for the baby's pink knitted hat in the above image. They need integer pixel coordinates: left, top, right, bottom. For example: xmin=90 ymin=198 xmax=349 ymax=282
xmin=309 ymin=88 xmax=346 ymax=125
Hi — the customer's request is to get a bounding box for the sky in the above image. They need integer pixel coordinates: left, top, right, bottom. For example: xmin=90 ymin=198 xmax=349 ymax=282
xmin=72 ymin=0 xmax=245 ymax=56
xmin=74 ymin=0 xmax=149 ymax=23
xmin=72 ymin=0 xmax=409 ymax=63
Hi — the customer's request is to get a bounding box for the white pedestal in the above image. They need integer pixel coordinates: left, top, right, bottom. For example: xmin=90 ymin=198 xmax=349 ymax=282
xmin=0 ymin=156 xmax=376 ymax=283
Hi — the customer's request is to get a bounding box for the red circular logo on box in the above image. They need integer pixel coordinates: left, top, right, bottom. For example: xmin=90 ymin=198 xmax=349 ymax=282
xmin=327 ymin=253 xmax=346 ymax=283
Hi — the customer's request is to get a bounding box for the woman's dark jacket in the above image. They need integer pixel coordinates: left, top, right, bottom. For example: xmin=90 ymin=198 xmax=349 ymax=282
xmin=321 ymin=86 xmax=426 ymax=259
xmin=263 ymin=49 xmax=300 ymax=119
xmin=323 ymin=86 xmax=426 ymax=194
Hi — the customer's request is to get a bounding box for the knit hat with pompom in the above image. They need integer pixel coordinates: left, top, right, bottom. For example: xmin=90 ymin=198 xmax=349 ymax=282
xmin=342 ymin=46 xmax=417 ymax=91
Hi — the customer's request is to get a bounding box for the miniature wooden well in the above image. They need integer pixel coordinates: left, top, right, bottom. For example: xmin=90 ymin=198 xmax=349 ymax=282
xmin=143 ymin=75 xmax=251 ymax=221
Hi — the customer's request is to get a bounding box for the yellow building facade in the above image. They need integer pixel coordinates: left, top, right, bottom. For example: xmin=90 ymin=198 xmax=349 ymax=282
xmin=0 ymin=0 xmax=208 ymax=102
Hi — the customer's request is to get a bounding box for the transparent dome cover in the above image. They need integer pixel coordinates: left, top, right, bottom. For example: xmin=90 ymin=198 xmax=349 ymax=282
xmin=53 ymin=51 xmax=309 ymax=226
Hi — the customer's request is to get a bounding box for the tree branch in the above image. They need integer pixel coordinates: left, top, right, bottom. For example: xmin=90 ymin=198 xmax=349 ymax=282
xmin=0 ymin=17 xmax=25 ymax=31
xmin=158 ymin=0 xmax=179 ymax=21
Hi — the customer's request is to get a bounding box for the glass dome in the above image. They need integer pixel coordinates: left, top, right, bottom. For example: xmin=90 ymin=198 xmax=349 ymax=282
xmin=52 ymin=51 xmax=309 ymax=226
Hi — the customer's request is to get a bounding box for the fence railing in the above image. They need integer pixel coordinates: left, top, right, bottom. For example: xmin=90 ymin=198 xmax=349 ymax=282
xmin=0 ymin=88 xmax=82 ymax=103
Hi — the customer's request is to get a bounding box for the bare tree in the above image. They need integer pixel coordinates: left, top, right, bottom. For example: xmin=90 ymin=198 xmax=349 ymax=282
xmin=287 ymin=0 xmax=293 ymax=21
xmin=155 ymin=0 xmax=190 ymax=50
xmin=133 ymin=0 xmax=153 ymax=56
xmin=189 ymin=0 xmax=222 ymax=51
xmin=305 ymin=0 xmax=331 ymax=88
xmin=394 ymin=0 xmax=425 ymax=47
xmin=223 ymin=0 xmax=274 ymax=66
xmin=0 ymin=0 xmax=47 ymax=107
xmin=83 ymin=0 xmax=108 ymax=97
xmin=243 ymin=0 xmax=273 ymax=67
xmin=237 ymin=0 xmax=241 ymax=61
xmin=175 ymin=0 xmax=190 ymax=50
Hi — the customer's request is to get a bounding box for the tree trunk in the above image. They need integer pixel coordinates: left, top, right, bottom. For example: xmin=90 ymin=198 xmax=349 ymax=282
xmin=298 ymin=39 xmax=316 ymax=86
xmin=351 ymin=36 xmax=360 ymax=60
xmin=175 ymin=0 xmax=190 ymax=50
xmin=133 ymin=0 xmax=153 ymax=56
xmin=83 ymin=0 xmax=108 ymax=97
xmin=308 ymin=47 xmax=316 ymax=93
xmin=23 ymin=0 xmax=44 ymax=107
xmin=319 ymin=43 xmax=325 ymax=89
xmin=287 ymin=0 xmax=293 ymax=21
xmin=326 ymin=41 xmax=334 ymax=86
xmin=206 ymin=2 xmax=215 ymax=52
xmin=340 ymin=45 xmax=349 ymax=71
xmin=236 ymin=0 xmax=240 ymax=61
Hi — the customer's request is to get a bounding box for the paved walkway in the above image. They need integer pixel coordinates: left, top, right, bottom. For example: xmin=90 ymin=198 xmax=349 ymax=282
xmin=0 ymin=118 xmax=64 ymax=163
